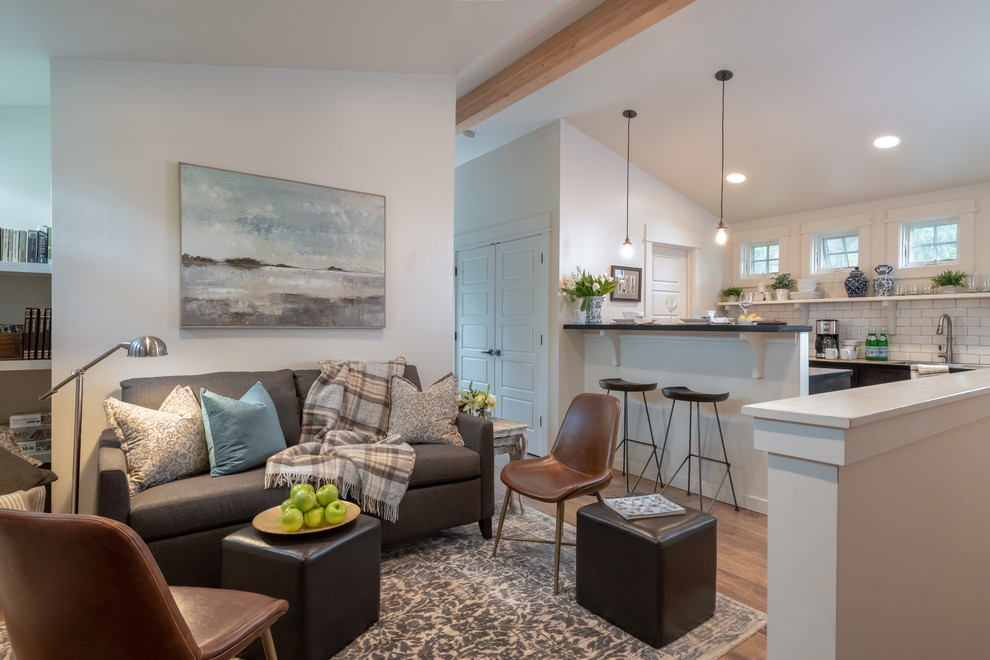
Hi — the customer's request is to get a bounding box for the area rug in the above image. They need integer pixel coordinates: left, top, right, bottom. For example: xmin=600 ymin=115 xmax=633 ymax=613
xmin=0 ymin=508 xmax=765 ymax=659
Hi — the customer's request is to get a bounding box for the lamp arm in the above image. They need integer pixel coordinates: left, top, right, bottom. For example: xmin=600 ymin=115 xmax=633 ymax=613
xmin=39 ymin=342 xmax=130 ymax=401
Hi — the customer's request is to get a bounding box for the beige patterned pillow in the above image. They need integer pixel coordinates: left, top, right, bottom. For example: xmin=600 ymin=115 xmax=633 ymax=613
xmin=387 ymin=373 xmax=463 ymax=446
xmin=0 ymin=427 xmax=42 ymax=467
xmin=104 ymin=385 xmax=210 ymax=495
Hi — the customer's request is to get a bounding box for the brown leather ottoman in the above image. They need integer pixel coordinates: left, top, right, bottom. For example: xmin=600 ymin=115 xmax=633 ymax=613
xmin=576 ymin=502 xmax=716 ymax=648
xmin=222 ymin=514 xmax=381 ymax=660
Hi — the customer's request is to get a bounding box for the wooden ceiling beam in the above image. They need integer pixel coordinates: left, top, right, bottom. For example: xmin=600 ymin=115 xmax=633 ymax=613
xmin=455 ymin=0 xmax=697 ymax=134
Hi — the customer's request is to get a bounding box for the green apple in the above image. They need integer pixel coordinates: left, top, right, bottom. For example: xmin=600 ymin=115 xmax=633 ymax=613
xmin=289 ymin=483 xmax=314 ymax=500
xmin=279 ymin=506 xmax=304 ymax=532
xmin=316 ymin=483 xmax=339 ymax=507
xmin=291 ymin=488 xmax=317 ymax=513
xmin=280 ymin=498 xmax=294 ymax=513
xmin=303 ymin=505 xmax=326 ymax=528
xmin=324 ymin=500 xmax=348 ymax=525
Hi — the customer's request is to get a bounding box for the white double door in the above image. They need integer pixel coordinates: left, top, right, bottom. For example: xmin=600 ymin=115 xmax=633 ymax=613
xmin=455 ymin=234 xmax=548 ymax=456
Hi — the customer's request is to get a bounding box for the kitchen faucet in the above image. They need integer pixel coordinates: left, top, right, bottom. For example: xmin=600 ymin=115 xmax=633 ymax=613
xmin=936 ymin=313 xmax=954 ymax=364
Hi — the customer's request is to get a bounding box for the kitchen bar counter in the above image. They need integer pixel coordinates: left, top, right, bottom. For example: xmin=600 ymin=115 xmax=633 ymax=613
xmin=561 ymin=320 xmax=811 ymax=513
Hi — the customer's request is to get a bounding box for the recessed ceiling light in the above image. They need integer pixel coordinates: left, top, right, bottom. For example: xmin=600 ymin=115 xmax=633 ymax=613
xmin=461 ymin=129 xmax=477 ymax=138
xmin=726 ymin=172 xmax=746 ymax=183
xmin=873 ymin=135 xmax=901 ymax=149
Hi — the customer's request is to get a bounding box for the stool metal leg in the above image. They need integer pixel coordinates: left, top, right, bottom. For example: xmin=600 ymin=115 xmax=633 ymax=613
xmin=711 ymin=402 xmax=739 ymax=511
xmin=660 ymin=399 xmax=739 ymax=513
xmin=609 ymin=389 xmax=661 ymax=493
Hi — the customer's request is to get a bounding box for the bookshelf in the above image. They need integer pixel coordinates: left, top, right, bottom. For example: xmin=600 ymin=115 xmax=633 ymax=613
xmin=0 ymin=259 xmax=52 ymax=422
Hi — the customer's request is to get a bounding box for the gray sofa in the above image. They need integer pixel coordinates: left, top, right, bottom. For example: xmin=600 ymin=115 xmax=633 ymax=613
xmin=97 ymin=365 xmax=494 ymax=587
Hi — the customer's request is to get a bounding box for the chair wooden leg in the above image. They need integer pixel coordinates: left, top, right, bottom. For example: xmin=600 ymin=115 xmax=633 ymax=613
xmin=553 ymin=501 xmax=565 ymax=595
xmin=261 ymin=628 xmax=278 ymax=660
xmin=492 ymin=488 xmax=513 ymax=557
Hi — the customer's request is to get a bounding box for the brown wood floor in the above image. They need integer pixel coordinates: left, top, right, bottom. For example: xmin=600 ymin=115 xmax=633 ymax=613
xmin=497 ymin=468 xmax=768 ymax=660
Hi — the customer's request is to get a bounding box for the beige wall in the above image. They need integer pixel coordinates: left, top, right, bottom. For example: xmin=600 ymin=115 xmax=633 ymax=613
xmin=50 ymin=59 xmax=456 ymax=513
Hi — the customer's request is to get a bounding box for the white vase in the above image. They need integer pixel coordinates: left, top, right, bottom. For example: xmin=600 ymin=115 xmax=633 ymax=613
xmin=774 ymin=288 xmax=790 ymax=301
xmin=582 ymin=295 xmax=605 ymax=324
xmin=940 ymin=285 xmax=956 ymax=294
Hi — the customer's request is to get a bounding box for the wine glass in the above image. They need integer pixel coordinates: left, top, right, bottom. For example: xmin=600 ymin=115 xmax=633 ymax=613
xmin=738 ymin=292 xmax=753 ymax=321
xmin=665 ymin=295 xmax=678 ymax=321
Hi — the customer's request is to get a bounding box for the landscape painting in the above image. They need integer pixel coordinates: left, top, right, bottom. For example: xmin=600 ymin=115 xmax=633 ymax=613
xmin=180 ymin=164 xmax=385 ymax=328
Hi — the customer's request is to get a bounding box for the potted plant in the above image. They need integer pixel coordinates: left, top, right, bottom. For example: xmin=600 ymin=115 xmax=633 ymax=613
xmin=721 ymin=286 xmax=743 ymax=302
xmin=769 ymin=272 xmax=795 ymax=301
xmin=560 ymin=267 xmax=618 ymax=324
xmin=931 ymin=269 xmax=967 ymax=294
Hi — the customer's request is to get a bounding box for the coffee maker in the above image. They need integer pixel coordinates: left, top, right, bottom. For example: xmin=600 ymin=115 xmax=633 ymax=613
xmin=815 ymin=319 xmax=839 ymax=358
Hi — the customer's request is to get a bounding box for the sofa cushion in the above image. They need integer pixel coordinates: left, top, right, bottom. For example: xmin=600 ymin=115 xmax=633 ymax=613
xmin=201 ymin=382 xmax=286 ymax=476
xmin=388 ymin=374 xmax=463 ymax=446
xmin=121 ymin=370 xmax=301 ymax=446
xmin=407 ymin=444 xmax=480 ymax=488
xmin=128 ymin=467 xmax=288 ymax=541
xmin=104 ymin=386 xmax=210 ymax=495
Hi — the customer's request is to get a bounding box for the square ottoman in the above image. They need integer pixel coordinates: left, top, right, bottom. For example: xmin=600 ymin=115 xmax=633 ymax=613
xmin=575 ymin=502 xmax=716 ymax=648
xmin=222 ymin=514 xmax=381 ymax=660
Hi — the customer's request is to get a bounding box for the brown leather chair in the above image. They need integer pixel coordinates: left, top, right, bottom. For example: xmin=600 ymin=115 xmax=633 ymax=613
xmin=0 ymin=509 xmax=289 ymax=660
xmin=492 ymin=393 xmax=620 ymax=594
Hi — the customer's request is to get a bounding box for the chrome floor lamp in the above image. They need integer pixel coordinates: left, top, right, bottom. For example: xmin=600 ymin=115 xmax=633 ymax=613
xmin=40 ymin=336 xmax=168 ymax=513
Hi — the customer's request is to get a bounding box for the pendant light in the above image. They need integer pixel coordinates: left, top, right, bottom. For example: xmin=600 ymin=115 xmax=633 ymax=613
xmin=620 ymin=109 xmax=637 ymax=259
xmin=714 ymin=70 xmax=732 ymax=245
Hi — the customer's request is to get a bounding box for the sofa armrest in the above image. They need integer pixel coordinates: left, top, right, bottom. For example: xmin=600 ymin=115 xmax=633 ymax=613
xmin=97 ymin=428 xmax=130 ymax=523
xmin=456 ymin=412 xmax=494 ymax=519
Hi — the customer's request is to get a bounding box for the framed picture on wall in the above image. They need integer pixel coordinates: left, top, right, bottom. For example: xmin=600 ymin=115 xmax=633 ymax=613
xmin=610 ymin=265 xmax=642 ymax=302
xmin=179 ymin=163 xmax=386 ymax=328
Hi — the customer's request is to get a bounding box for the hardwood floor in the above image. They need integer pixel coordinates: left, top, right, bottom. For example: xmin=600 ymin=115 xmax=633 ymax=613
xmin=496 ymin=467 xmax=768 ymax=660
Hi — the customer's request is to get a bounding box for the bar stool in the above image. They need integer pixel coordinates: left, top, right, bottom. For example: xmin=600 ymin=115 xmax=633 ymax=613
xmin=659 ymin=386 xmax=739 ymax=512
xmin=598 ymin=378 xmax=660 ymax=492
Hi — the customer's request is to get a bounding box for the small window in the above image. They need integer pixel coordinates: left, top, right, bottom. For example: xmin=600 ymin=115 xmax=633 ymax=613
xmin=901 ymin=216 xmax=958 ymax=267
xmin=744 ymin=241 xmax=779 ymax=277
xmin=813 ymin=231 xmax=858 ymax=273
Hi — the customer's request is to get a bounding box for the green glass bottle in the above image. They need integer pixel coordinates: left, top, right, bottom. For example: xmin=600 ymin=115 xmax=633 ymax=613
xmin=865 ymin=327 xmax=878 ymax=361
xmin=878 ymin=327 xmax=889 ymax=361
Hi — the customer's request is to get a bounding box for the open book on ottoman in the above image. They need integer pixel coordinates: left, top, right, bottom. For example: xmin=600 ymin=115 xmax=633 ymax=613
xmin=603 ymin=493 xmax=685 ymax=520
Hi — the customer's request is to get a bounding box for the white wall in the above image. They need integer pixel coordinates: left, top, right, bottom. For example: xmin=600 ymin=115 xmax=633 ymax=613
xmin=50 ymin=59 xmax=456 ymax=513
xmin=0 ymin=105 xmax=51 ymax=226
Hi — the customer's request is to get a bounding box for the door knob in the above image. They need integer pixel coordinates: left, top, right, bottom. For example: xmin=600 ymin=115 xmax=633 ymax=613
xmin=482 ymin=349 xmax=494 ymax=355
xmin=494 ymin=349 xmax=502 ymax=356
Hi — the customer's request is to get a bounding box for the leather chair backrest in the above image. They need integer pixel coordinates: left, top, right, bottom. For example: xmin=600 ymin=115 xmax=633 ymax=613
xmin=550 ymin=393 xmax=620 ymax=477
xmin=0 ymin=509 xmax=199 ymax=659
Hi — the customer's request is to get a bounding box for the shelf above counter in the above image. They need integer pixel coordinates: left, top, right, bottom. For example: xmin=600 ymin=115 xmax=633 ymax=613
xmin=717 ymin=291 xmax=990 ymax=327
xmin=563 ymin=322 xmax=812 ymax=378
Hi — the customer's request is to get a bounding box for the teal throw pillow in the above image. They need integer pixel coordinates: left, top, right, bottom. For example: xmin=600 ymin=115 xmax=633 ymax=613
xmin=201 ymin=381 xmax=286 ymax=477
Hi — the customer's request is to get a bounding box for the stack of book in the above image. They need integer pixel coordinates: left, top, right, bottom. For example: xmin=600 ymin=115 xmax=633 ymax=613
xmin=20 ymin=307 xmax=51 ymax=360
xmin=603 ymin=493 xmax=686 ymax=520
xmin=3 ymin=412 xmax=52 ymax=462
xmin=0 ymin=226 xmax=50 ymax=263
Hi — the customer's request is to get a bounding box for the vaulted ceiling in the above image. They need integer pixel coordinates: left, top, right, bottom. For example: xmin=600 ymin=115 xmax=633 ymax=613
xmin=2 ymin=0 xmax=989 ymax=223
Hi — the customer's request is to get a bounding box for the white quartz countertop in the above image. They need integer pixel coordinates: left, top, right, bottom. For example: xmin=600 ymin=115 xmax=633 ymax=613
xmin=744 ymin=366 xmax=990 ymax=430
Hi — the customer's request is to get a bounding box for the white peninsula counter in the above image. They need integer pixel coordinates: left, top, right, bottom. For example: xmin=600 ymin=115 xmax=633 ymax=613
xmin=561 ymin=322 xmax=812 ymax=514
xmin=743 ymin=369 xmax=990 ymax=659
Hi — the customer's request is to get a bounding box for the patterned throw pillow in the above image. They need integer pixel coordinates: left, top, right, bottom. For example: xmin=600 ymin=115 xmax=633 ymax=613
xmin=387 ymin=374 xmax=463 ymax=446
xmin=0 ymin=427 xmax=42 ymax=467
xmin=103 ymin=385 xmax=210 ymax=495
xmin=301 ymin=357 xmax=406 ymax=443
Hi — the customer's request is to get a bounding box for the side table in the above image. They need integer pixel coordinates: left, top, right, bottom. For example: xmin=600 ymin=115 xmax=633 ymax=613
xmin=492 ymin=417 xmax=528 ymax=513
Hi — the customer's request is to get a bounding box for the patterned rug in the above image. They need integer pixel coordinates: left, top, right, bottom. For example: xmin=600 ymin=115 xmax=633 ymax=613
xmin=0 ymin=508 xmax=766 ymax=659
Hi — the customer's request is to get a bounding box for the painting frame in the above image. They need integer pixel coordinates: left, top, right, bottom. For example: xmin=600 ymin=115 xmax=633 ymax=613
xmin=179 ymin=163 xmax=386 ymax=329
xmin=610 ymin=265 xmax=642 ymax=302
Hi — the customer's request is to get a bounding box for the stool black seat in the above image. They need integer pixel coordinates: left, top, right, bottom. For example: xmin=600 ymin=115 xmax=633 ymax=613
xmin=659 ymin=386 xmax=738 ymax=512
xmin=599 ymin=378 xmax=659 ymax=493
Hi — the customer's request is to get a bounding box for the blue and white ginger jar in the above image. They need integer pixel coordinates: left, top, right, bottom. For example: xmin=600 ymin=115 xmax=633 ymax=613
xmin=873 ymin=264 xmax=894 ymax=297
xmin=844 ymin=267 xmax=870 ymax=298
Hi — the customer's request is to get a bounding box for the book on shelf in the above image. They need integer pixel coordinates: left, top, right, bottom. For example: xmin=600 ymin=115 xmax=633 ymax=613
xmin=0 ymin=226 xmax=50 ymax=263
xmin=9 ymin=412 xmax=51 ymax=429
xmin=17 ymin=307 xmax=51 ymax=360
xmin=603 ymin=493 xmax=686 ymax=520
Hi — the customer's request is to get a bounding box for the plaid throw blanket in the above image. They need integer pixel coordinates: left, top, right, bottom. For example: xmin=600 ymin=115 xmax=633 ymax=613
xmin=265 ymin=358 xmax=414 ymax=521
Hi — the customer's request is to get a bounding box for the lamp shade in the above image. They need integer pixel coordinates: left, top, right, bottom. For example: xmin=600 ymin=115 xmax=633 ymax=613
xmin=126 ymin=336 xmax=168 ymax=358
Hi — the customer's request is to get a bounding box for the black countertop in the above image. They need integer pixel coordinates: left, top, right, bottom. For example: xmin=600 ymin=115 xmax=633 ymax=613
xmin=564 ymin=323 xmax=812 ymax=333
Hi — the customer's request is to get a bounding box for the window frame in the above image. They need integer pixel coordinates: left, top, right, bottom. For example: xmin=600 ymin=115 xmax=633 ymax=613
xmin=730 ymin=225 xmax=791 ymax=286
xmin=800 ymin=213 xmax=872 ymax=279
xmin=744 ymin=240 xmax=780 ymax=278
xmin=899 ymin=215 xmax=959 ymax=268
xmin=885 ymin=198 xmax=976 ymax=279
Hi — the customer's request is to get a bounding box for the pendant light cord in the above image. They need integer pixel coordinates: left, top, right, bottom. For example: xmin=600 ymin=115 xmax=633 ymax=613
xmin=720 ymin=76 xmax=725 ymax=222
xmin=625 ymin=112 xmax=632 ymax=240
